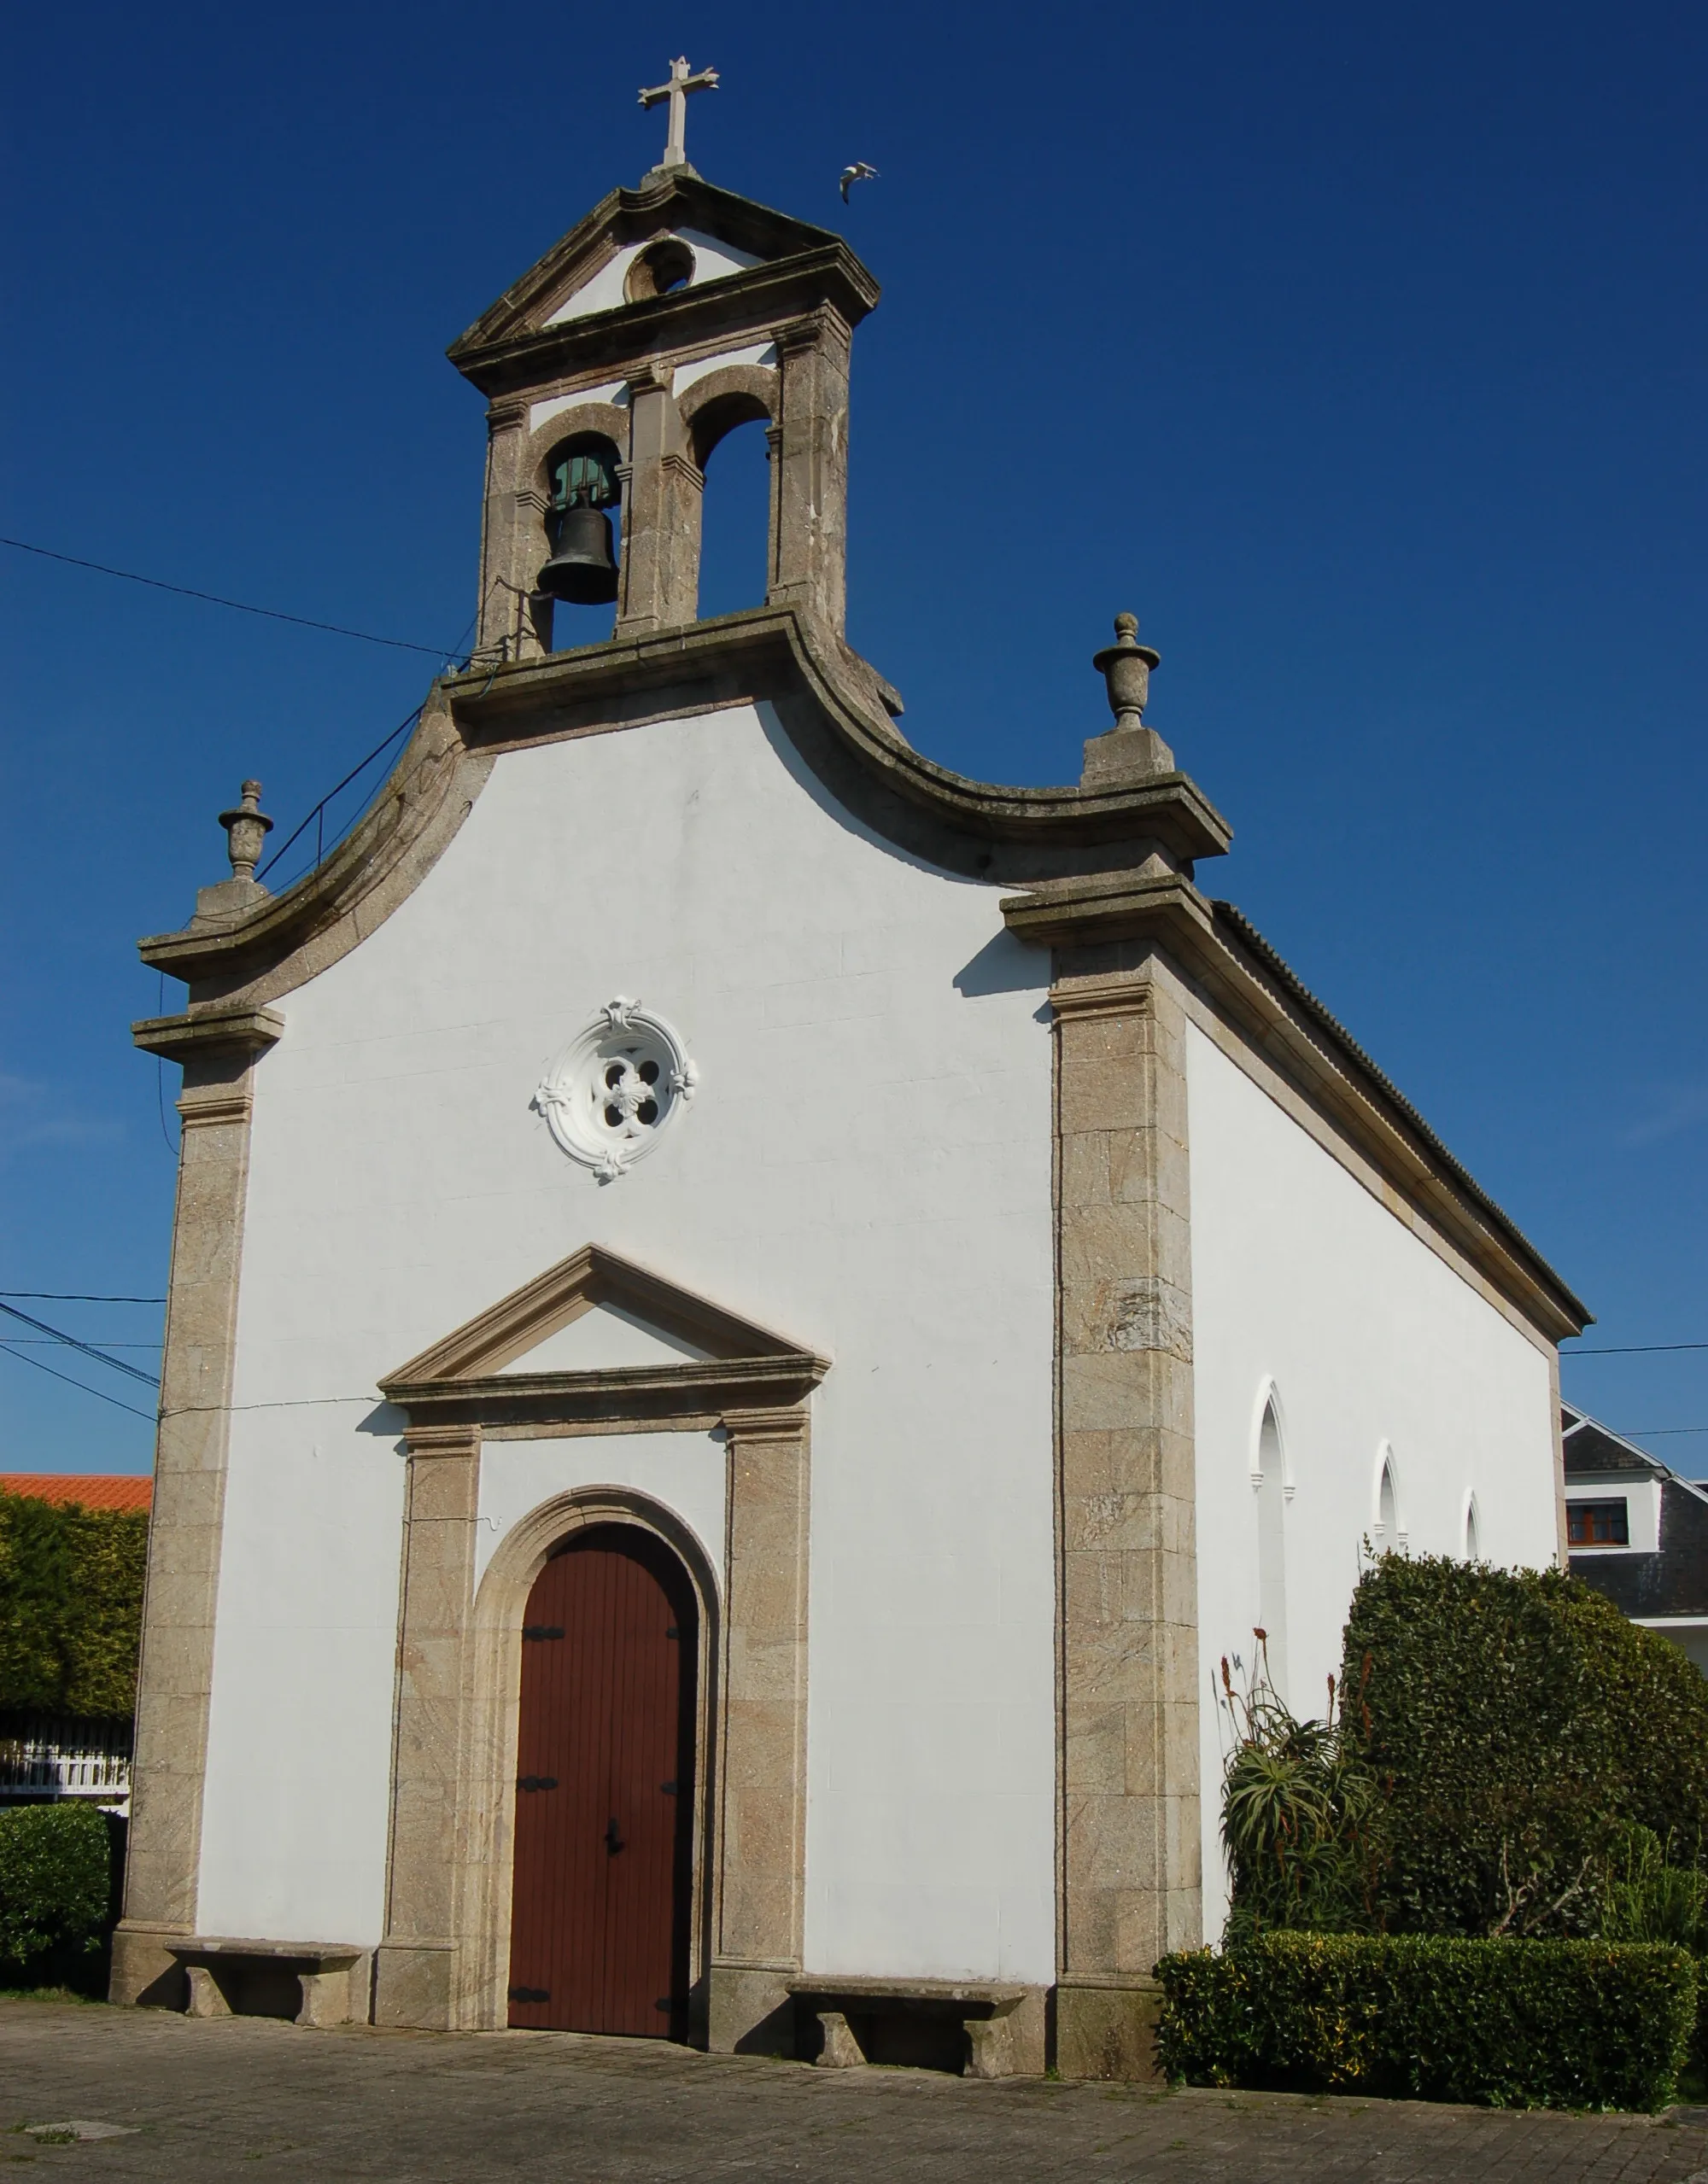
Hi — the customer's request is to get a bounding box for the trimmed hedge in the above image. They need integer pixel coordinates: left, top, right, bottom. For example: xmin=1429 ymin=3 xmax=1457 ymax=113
xmin=1342 ymin=1556 xmax=1708 ymax=1936
xmin=0 ymin=1491 xmax=148 ymax=1715
xmin=1157 ymin=1931 xmax=1696 ymax=2111
xmin=0 ymin=1802 xmax=115 ymax=1983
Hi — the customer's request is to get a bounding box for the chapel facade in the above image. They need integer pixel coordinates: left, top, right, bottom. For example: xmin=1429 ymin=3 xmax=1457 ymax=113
xmin=114 ymin=118 xmax=1588 ymax=2077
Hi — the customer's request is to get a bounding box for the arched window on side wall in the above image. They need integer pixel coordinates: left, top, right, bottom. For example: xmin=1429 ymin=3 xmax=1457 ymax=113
xmin=1372 ymin=1444 xmax=1406 ymax=1553
xmin=1464 ymin=1493 xmax=1481 ymax=1562
xmin=1255 ymin=1394 xmax=1290 ymax=1703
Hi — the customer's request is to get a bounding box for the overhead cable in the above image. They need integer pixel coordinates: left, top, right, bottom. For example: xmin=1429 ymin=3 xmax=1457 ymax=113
xmin=1562 ymin=1341 xmax=1708 ymax=1357
xmin=0 ymin=1345 xmax=157 ymax=1422
xmin=0 ymin=1299 xmax=161 ymax=1387
xmin=0 ymin=1291 xmax=165 ymax=1304
xmin=0 ymin=535 xmax=457 ymax=659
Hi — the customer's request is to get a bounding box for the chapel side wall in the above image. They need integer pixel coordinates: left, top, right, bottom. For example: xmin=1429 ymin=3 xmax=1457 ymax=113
xmin=1183 ymin=1020 xmax=1559 ymax=1940
xmin=185 ymin=701 xmax=1059 ymax=1983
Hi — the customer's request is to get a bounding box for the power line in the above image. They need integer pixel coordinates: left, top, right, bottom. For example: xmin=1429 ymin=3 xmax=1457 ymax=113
xmin=1624 ymin=1425 xmax=1708 ymax=1438
xmin=0 ymin=1291 xmax=165 ymax=1304
xmin=1562 ymin=1341 xmax=1708 ymax=1357
xmin=5 ymin=1340 xmax=161 ymax=1350
xmin=0 ymin=1345 xmax=157 ymax=1423
xmin=0 ymin=1300 xmax=161 ymax=1387
xmin=1 ymin=535 xmax=457 ymax=660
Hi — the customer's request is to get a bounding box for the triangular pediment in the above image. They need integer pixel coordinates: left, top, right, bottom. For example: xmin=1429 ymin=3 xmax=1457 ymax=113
xmin=381 ymin=1243 xmax=826 ymax=1398
xmin=449 ymin=173 xmax=848 ymax=358
xmin=494 ymin=1302 xmax=712 ymax=1375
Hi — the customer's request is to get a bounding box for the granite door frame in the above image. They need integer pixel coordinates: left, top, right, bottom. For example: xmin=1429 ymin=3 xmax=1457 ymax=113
xmin=373 ymin=1393 xmax=814 ymax=2050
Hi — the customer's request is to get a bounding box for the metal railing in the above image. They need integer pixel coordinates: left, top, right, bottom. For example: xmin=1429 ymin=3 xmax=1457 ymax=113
xmin=0 ymin=1716 xmax=133 ymax=1805
xmin=254 ymin=703 xmax=426 ymax=896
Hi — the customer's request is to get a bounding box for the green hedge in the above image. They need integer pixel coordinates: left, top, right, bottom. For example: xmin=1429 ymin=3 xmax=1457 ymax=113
xmin=1157 ymin=1931 xmax=1696 ymax=2111
xmin=0 ymin=1491 xmax=148 ymax=1715
xmin=0 ymin=1802 xmax=117 ymax=1984
xmin=1342 ymin=1557 xmax=1708 ymax=1936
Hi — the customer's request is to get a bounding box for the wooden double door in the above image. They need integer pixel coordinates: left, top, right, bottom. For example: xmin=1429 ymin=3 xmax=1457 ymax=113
xmin=506 ymin=1526 xmax=698 ymax=2037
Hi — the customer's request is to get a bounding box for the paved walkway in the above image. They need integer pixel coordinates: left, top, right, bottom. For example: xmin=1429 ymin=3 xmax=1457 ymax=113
xmin=3 ymin=1998 xmax=1706 ymax=2181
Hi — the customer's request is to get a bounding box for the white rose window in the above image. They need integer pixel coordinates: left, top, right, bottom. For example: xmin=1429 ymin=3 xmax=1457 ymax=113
xmin=532 ymin=998 xmax=699 ymax=1182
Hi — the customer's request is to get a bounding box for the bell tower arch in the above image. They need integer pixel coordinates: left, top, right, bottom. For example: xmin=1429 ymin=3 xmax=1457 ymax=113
xmin=448 ymin=167 xmax=878 ymax=661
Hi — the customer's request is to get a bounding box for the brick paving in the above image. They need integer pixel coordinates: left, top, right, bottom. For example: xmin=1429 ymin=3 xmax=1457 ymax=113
xmin=3 ymin=1998 xmax=1705 ymax=2182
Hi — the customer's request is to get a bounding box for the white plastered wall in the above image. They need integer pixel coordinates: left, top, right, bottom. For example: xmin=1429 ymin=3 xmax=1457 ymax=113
xmin=1184 ymin=1022 xmax=1559 ymax=1939
xmin=474 ymin=1432 xmax=726 ymax=1595
xmin=194 ymin=700 xmax=1056 ymax=1978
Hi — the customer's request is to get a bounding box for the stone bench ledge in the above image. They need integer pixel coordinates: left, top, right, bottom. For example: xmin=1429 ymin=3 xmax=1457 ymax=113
xmin=170 ymin=1936 xmax=366 ymax=1968
xmin=786 ymin=1977 xmax=1045 ymax=2079
xmin=786 ymin=1975 xmax=1029 ymax=2013
xmin=167 ymin=1938 xmax=371 ymax=2027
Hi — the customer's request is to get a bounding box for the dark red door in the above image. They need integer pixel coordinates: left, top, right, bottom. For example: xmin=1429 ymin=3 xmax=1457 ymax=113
xmin=507 ymin=1526 xmax=696 ymax=2036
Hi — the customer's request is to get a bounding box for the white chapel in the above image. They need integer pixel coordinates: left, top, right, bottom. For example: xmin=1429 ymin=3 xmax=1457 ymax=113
xmin=115 ymin=82 xmax=1588 ymax=2079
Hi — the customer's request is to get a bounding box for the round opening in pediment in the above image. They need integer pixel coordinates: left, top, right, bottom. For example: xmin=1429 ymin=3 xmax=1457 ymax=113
xmin=533 ymin=1000 xmax=699 ymax=1182
xmin=626 ymin=237 xmax=696 ymax=303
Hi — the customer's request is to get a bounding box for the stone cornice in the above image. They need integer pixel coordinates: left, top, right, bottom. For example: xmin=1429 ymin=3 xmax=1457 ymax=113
xmin=1001 ymin=871 xmax=1216 ymax=949
xmin=134 ymin=609 xmax=1231 ymax=1012
xmin=446 ymin=608 xmax=1232 ymax=862
xmin=449 ymin=248 xmax=879 ymax=402
xmin=132 ymin=1004 xmax=284 ymax=1061
xmin=1003 ymin=873 xmax=1588 ymax=1341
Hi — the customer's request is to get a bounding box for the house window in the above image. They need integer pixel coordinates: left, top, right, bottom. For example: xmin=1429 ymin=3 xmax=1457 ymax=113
xmin=1567 ymin=1499 xmax=1629 ymax=1547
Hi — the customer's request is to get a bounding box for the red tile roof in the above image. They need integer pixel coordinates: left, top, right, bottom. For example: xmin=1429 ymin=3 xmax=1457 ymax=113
xmin=0 ymin=1473 xmax=153 ymax=1513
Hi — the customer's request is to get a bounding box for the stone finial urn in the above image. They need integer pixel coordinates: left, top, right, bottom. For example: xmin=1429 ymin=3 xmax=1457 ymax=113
xmin=1091 ymin=612 xmax=1162 ymax=733
xmin=218 ymin=782 xmax=273 ymax=884
xmin=1081 ymin=614 xmax=1174 ymax=786
xmin=190 ymin=780 xmax=275 ymax=929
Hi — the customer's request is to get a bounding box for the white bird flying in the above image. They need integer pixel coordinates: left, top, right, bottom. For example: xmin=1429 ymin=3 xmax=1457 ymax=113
xmin=839 ymin=162 xmax=879 ymax=204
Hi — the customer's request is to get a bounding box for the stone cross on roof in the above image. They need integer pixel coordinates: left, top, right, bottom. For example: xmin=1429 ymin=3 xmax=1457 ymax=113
xmin=638 ymin=56 xmax=719 ymax=173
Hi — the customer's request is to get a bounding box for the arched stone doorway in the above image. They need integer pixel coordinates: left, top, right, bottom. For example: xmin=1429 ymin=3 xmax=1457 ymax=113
xmin=507 ymin=1523 xmax=699 ymax=2038
xmin=372 ymin=1243 xmax=826 ymax=2049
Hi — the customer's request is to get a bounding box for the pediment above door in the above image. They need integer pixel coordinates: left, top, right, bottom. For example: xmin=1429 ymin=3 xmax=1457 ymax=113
xmin=379 ymin=1244 xmax=829 ymax=1431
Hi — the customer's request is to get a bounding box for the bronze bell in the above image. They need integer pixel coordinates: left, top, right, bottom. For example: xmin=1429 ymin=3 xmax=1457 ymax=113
xmin=537 ymin=503 xmax=619 ymax=605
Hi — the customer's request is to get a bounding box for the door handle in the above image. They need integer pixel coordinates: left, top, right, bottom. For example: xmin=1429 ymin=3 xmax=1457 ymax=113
xmin=605 ymin=1817 xmax=624 ymax=1854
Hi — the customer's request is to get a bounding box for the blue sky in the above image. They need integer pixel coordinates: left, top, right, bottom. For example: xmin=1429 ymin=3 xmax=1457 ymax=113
xmin=2 ymin=1 xmax=1704 ymax=1474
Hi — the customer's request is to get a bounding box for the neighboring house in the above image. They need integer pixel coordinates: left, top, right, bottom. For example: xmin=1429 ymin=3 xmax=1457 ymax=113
xmin=0 ymin=1474 xmax=154 ymax=1516
xmin=0 ymin=1473 xmax=152 ymax=1814
xmin=1561 ymin=1404 xmax=1708 ymax=1676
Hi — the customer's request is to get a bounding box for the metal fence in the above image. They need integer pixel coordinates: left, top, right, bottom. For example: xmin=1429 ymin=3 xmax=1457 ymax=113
xmin=0 ymin=1715 xmax=133 ymax=1810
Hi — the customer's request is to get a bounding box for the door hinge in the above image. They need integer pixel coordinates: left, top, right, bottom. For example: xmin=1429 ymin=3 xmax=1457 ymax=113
xmin=517 ymin=1775 xmax=559 ymax=1791
xmin=510 ymin=1985 xmax=549 ymax=2004
xmin=523 ymin=1625 xmax=565 ymax=1640
xmin=660 ymin=1780 xmax=678 ymax=1796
